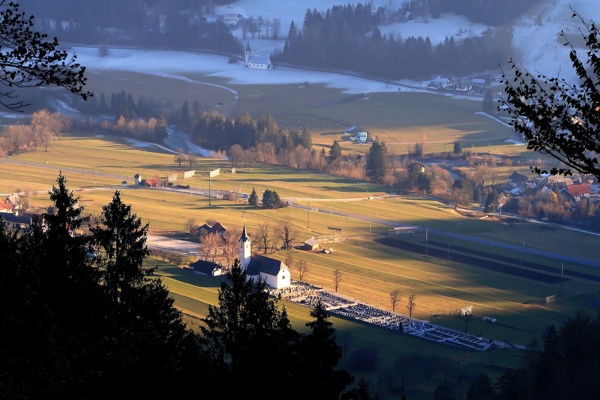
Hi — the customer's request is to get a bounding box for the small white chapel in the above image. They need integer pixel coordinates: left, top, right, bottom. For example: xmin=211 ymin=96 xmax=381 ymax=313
xmin=239 ymin=224 xmax=290 ymax=289
xmin=244 ymin=42 xmax=273 ymax=70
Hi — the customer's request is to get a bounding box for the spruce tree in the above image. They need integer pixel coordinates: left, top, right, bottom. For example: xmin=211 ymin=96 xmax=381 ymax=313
xmin=481 ymin=89 xmax=494 ymax=113
xmin=200 ymin=261 xmax=299 ymax=398
xmin=365 ymin=139 xmax=390 ymax=183
xmin=248 ymin=187 xmax=259 ymax=206
xmin=295 ymin=301 xmax=354 ymax=399
xmin=328 ymin=140 xmax=343 ymax=165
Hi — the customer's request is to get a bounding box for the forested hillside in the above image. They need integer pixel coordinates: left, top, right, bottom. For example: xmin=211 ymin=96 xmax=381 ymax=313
xmin=18 ymin=1 xmax=542 ymax=78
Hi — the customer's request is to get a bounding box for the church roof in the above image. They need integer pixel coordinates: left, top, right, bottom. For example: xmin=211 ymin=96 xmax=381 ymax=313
xmin=248 ymin=55 xmax=271 ymax=66
xmin=245 ymin=41 xmax=251 ymax=51
xmin=247 ymin=255 xmax=287 ymax=277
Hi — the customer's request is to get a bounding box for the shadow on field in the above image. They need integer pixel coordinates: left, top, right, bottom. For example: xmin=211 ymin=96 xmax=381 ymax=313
xmin=376 ymin=237 xmax=568 ymax=284
xmin=156 ymin=264 xmax=222 ymax=289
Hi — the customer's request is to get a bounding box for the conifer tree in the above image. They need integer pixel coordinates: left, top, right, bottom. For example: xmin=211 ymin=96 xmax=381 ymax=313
xmin=248 ymin=187 xmax=259 ymax=206
xmin=365 ymin=139 xmax=390 ymax=183
xmin=328 ymin=140 xmax=343 ymax=165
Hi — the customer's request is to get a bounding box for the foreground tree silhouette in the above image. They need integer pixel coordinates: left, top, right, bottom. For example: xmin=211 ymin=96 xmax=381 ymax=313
xmin=0 ymin=1 xmax=91 ymax=110
xmin=500 ymin=11 xmax=600 ymax=180
xmin=200 ymin=263 xmax=354 ymax=400
xmin=0 ymin=175 xmax=202 ymax=398
xmin=477 ymin=310 xmax=600 ymax=399
xmin=1 ymin=175 xmax=359 ymax=399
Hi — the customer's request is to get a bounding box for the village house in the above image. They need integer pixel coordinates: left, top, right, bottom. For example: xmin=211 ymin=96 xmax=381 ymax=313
xmin=0 ymin=212 xmax=33 ymax=232
xmin=223 ymin=13 xmax=243 ymax=26
xmin=196 ymin=221 xmax=229 ymax=241
xmin=566 ymin=182 xmax=591 ymax=201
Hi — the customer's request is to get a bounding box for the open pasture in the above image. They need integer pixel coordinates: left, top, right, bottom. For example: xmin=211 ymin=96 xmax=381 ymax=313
xmin=5 ymin=133 xmax=600 ymax=400
xmin=81 ymin=67 xmax=535 ymax=158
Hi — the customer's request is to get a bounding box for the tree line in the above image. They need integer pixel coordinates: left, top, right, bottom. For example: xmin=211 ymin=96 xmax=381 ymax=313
xmin=22 ymin=0 xmax=242 ymax=54
xmin=0 ymin=110 xmax=69 ymax=157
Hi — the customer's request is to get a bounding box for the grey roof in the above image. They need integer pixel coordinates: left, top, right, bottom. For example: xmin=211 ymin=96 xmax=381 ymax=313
xmin=190 ymin=259 xmax=219 ymax=275
xmin=247 ymin=255 xmax=286 ymax=276
xmin=0 ymin=212 xmax=32 ymax=225
xmin=248 ymin=55 xmax=271 ymax=66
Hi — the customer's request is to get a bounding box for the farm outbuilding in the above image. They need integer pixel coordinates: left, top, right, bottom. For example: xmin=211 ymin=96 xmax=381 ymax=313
xmin=303 ymin=237 xmax=319 ymax=251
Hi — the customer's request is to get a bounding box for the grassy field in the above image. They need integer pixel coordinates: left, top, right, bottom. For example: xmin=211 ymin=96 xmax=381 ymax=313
xmin=3 ymin=133 xmax=600 ymax=400
xmin=2 ymin=67 xmax=599 ymax=398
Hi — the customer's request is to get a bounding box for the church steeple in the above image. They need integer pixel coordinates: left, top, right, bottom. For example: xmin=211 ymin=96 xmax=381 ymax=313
xmin=239 ymin=223 xmax=251 ymax=271
xmin=244 ymin=41 xmax=252 ymax=66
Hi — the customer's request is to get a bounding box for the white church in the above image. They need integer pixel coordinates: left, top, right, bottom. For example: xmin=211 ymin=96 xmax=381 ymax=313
xmin=191 ymin=224 xmax=290 ymax=290
xmin=239 ymin=224 xmax=290 ymax=289
xmin=244 ymin=42 xmax=273 ymax=70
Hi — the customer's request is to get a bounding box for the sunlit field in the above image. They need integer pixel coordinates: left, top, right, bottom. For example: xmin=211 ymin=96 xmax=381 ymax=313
xmin=1 ymin=72 xmax=598 ymax=400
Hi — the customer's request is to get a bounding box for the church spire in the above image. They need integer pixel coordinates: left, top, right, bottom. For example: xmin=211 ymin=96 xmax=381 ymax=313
xmin=244 ymin=42 xmax=252 ymax=66
xmin=239 ymin=223 xmax=251 ymax=271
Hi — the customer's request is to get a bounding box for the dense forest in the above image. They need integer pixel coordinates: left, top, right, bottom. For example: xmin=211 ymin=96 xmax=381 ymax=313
xmin=16 ymin=0 xmax=542 ymax=78
xmin=275 ymin=5 xmax=505 ymax=80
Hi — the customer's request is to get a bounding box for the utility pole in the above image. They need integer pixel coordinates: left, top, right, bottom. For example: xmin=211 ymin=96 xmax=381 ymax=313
xmin=307 ymin=201 xmax=310 ymax=228
xmin=425 ymin=228 xmax=428 ymax=256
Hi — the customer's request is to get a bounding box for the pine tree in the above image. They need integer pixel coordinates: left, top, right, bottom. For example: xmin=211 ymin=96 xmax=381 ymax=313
xmin=92 ymin=190 xmax=150 ymax=303
xmin=200 ymin=261 xmax=299 ymax=398
xmin=295 ymin=301 xmax=354 ymax=399
xmin=248 ymin=187 xmax=259 ymax=206
xmin=481 ymin=89 xmax=494 ymax=113
xmin=328 ymin=140 xmax=343 ymax=165
xmin=365 ymin=139 xmax=390 ymax=183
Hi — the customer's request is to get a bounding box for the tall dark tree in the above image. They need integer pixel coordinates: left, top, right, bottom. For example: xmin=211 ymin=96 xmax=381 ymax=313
xmin=0 ymin=175 xmax=204 ymax=399
xmin=501 ymin=11 xmax=600 ymax=180
xmin=0 ymin=174 xmax=99 ymax=398
xmin=248 ymin=187 xmax=259 ymax=206
xmin=328 ymin=140 xmax=343 ymax=165
xmin=199 ymin=261 xmax=300 ymax=399
xmin=366 ymin=139 xmax=390 ymax=183
xmin=0 ymin=1 xmax=91 ymax=110
xmin=295 ymin=300 xmax=354 ymax=399
xmin=481 ymin=89 xmax=494 ymax=113
xmin=91 ymin=190 xmax=150 ymax=303
xmin=493 ymin=310 xmax=600 ymax=400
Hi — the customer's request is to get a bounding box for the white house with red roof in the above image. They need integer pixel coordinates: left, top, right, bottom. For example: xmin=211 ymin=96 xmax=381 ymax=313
xmin=566 ymin=182 xmax=590 ymax=201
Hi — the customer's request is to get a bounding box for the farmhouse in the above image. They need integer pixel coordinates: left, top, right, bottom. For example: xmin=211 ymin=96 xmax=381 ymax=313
xmin=303 ymin=237 xmax=320 ymax=251
xmin=565 ymin=182 xmax=590 ymax=201
xmin=0 ymin=212 xmax=32 ymax=232
xmin=244 ymin=42 xmax=273 ymax=70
